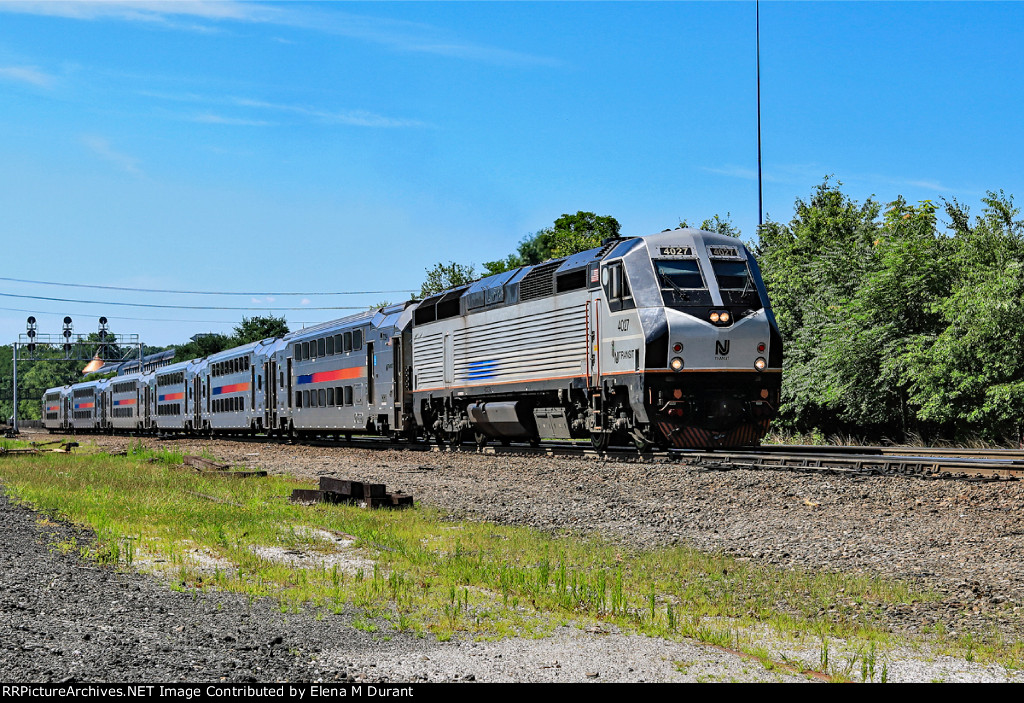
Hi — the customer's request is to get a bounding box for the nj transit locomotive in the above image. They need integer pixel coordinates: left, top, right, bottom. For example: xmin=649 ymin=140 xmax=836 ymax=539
xmin=42 ymin=228 xmax=782 ymax=450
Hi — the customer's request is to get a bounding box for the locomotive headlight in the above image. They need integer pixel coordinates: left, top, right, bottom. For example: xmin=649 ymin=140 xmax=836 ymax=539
xmin=719 ymin=311 xmax=730 ymax=323
xmin=754 ymin=357 xmax=767 ymax=371
xmin=670 ymin=357 xmax=684 ymax=371
xmin=709 ymin=312 xmax=720 ymax=322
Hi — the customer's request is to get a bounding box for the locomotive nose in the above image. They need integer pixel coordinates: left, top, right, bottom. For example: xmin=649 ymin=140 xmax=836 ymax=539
xmin=704 ymin=394 xmax=744 ymax=430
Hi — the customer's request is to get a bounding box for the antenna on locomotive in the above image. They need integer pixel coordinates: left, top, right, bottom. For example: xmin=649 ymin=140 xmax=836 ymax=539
xmin=756 ymin=0 xmax=764 ymax=229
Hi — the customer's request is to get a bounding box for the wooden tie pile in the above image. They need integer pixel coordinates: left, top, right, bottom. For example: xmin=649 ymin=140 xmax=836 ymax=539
xmin=290 ymin=476 xmax=413 ymax=509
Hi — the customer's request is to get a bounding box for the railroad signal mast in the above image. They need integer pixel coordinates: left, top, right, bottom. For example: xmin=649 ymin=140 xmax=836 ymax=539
xmin=8 ymin=316 xmax=144 ymax=435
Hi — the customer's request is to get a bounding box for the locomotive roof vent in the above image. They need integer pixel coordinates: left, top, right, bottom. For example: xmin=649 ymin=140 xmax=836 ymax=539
xmin=519 ymin=260 xmax=561 ymax=302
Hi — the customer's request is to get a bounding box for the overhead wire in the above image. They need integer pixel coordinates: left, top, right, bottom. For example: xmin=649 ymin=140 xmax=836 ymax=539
xmin=0 ymin=291 xmax=368 ymax=311
xmin=0 ymin=305 xmax=322 ymax=326
xmin=0 ymin=276 xmax=417 ymax=297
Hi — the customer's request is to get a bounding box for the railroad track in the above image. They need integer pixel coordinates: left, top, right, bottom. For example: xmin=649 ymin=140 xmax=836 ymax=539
xmin=671 ymin=448 xmax=1024 ymax=481
xmin=472 ymin=442 xmax=1024 ymax=480
xmin=25 ymin=429 xmax=1024 ymax=481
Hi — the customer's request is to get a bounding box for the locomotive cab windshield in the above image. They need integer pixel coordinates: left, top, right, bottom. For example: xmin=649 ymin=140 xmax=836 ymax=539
xmin=654 ymin=258 xmax=712 ymax=306
xmin=709 ymin=259 xmax=763 ymax=310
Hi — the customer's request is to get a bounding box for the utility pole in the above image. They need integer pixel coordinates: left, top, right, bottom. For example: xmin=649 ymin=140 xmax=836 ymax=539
xmin=11 ymin=341 xmax=17 ymax=433
xmin=757 ymin=0 xmax=764 ymax=229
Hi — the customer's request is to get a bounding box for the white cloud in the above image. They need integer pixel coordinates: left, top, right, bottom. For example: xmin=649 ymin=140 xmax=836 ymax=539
xmin=0 ymin=1 xmax=254 ymax=23
xmin=190 ymin=113 xmax=275 ymax=127
xmin=701 ymin=165 xmax=758 ymax=181
xmin=230 ymin=97 xmax=428 ymax=128
xmin=300 ymin=298 xmax=311 ymax=306
xmin=893 ymin=178 xmax=958 ymax=194
xmin=81 ymin=134 xmax=143 ymax=175
xmin=0 ymin=65 xmax=55 ymax=88
xmin=0 ymin=1 xmax=559 ymax=67
xmin=140 ymin=91 xmax=425 ymax=129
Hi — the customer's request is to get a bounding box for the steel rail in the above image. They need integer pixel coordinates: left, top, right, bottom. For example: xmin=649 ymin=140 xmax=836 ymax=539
xmin=26 ymin=428 xmax=1024 ymax=481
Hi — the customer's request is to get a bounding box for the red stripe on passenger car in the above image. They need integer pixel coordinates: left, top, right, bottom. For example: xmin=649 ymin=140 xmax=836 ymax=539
xmin=213 ymin=383 xmax=250 ymax=395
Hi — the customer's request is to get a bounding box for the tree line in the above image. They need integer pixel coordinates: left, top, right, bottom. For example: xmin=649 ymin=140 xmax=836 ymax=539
xmin=757 ymin=179 xmax=1024 ymax=444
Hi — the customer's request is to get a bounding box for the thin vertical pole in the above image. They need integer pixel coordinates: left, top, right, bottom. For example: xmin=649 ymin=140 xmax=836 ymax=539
xmin=757 ymin=0 xmax=763 ymax=229
xmin=11 ymin=342 xmax=18 ymax=433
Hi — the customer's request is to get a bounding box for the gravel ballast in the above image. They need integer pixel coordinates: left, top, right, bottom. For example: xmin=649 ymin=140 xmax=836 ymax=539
xmin=4 ymin=429 xmax=1024 ymax=683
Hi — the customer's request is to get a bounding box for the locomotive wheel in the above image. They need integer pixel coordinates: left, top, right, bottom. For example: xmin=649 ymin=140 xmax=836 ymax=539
xmin=529 ymin=435 xmax=541 ymax=448
xmin=474 ymin=431 xmax=489 ymax=448
xmin=590 ymin=431 xmax=610 ymax=452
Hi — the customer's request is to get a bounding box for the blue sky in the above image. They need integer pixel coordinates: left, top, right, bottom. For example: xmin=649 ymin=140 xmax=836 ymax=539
xmin=1 ymin=1 xmax=1022 ymax=349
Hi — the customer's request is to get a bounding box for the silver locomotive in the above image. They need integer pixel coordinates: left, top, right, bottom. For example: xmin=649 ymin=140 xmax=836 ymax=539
xmin=410 ymin=228 xmax=781 ymax=449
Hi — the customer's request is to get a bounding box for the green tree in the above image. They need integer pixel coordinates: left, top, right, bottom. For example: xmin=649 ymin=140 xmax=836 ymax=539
xmin=903 ymin=192 xmax=1024 ymax=441
xmin=679 ymin=213 xmax=741 ymax=238
xmin=546 ymin=211 xmax=621 ymax=258
xmin=481 ymin=253 xmax=524 ymax=277
xmin=171 ymin=333 xmax=233 ymax=364
xmin=419 ymin=261 xmax=476 ymax=298
xmin=754 ymin=179 xmax=884 ymax=434
xmin=482 ymin=211 xmax=622 ymax=275
xmin=757 ymin=179 xmax=1024 ymax=444
xmin=1 ymin=344 xmax=82 ymax=421
xmin=231 ymin=315 xmax=289 ymax=346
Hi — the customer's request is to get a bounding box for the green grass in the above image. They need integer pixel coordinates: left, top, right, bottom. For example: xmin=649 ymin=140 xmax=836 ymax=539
xmin=0 ymin=447 xmax=1018 ymax=674
xmin=0 ymin=438 xmax=34 ymax=451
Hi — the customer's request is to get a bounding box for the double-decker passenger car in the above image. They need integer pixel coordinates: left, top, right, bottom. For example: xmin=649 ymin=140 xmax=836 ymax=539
xmin=266 ymin=304 xmax=414 ymax=439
